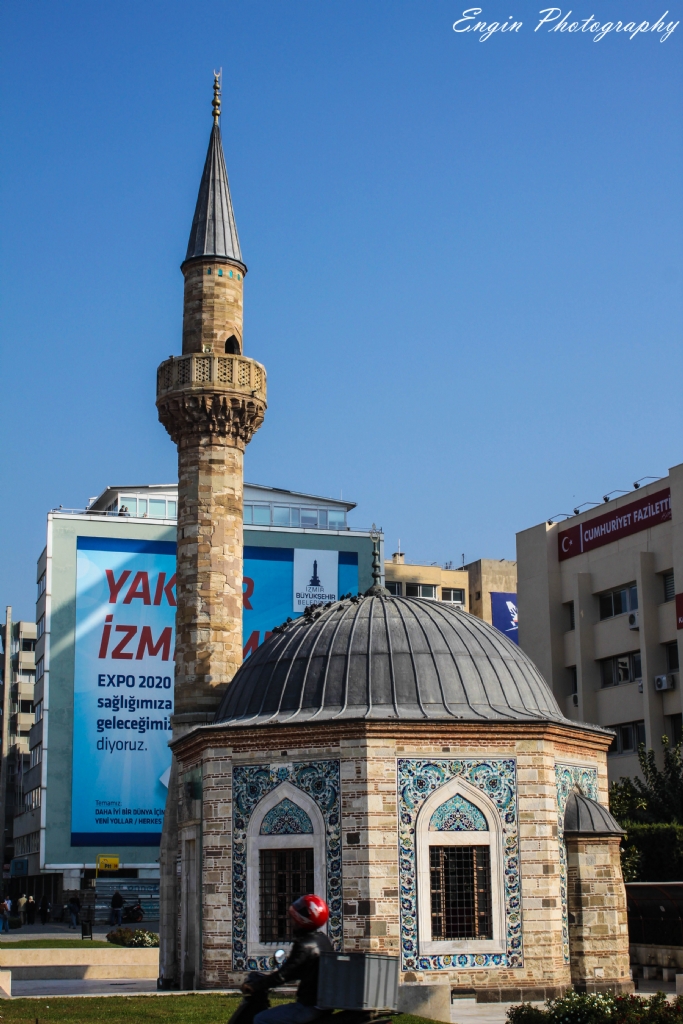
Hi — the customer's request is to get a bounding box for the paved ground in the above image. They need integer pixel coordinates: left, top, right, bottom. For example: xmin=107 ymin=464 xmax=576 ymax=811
xmin=0 ymin=919 xmax=160 ymax=942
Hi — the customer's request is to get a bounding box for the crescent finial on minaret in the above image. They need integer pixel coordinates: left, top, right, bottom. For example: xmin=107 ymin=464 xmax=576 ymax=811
xmin=212 ymin=71 xmax=221 ymax=125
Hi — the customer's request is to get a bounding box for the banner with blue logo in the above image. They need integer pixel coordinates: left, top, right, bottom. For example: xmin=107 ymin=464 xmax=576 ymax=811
xmin=243 ymin=547 xmax=358 ymax=657
xmin=490 ymin=591 xmax=519 ymax=645
xmin=72 ymin=537 xmax=176 ymax=847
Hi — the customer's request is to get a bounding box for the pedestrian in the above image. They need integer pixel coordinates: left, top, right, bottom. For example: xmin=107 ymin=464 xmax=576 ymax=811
xmin=17 ymin=894 xmax=27 ymax=925
xmin=39 ymin=894 xmax=50 ymax=925
xmin=68 ymin=895 xmax=80 ymax=929
xmin=5 ymin=897 xmax=12 ymax=916
xmin=26 ymin=896 xmax=36 ymax=925
xmin=110 ymin=890 xmax=124 ymax=927
xmin=0 ymin=898 xmax=9 ymax=934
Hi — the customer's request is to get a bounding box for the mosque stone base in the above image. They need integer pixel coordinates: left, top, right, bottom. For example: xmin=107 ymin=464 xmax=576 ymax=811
xmin=169 ymin=720 xmax=632 ymax=996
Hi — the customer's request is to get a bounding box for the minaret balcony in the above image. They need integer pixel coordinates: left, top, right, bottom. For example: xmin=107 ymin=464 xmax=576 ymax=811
xmin=156 ymin=353 xmax=266 ymax=402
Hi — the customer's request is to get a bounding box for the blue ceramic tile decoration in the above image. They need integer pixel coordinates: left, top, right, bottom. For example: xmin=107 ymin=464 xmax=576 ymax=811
xmin=260 ymin=798 xmax=314 ymax=835
xmin=398 ymin=757 xmax=521 ymax=972
xmin=232 ymin=760 xmax=341 ymax=971
xmin=555 ymin=763 xmax=598 ymax=963
xmin=430 ymin=793 xmax=488 ymax=832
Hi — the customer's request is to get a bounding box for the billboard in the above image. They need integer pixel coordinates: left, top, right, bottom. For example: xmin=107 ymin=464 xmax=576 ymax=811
xmin=72 ymin=537 xmax=176 ymax=846
xmin=243 ymin=547 xmax=358 ymax=656
xmin=490 ymin=591 xmax=519 ymax=645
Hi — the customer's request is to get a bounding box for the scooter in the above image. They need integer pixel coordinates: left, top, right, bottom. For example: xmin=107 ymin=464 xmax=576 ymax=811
xmin=227 ymin=951 xmax=395 ymax=1024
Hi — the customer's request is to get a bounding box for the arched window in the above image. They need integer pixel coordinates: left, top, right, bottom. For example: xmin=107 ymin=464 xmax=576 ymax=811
xmin=224 ymin=335 xmax=240 ymax=354
xmin=416 ymin=778 xmax=505 ymax=955
xmin=246 ymin=782 xmax=326 ymax=957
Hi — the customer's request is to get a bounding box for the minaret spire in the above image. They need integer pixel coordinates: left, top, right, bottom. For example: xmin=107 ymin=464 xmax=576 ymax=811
xmin=184 ymin=74 xmax=243 ymax=268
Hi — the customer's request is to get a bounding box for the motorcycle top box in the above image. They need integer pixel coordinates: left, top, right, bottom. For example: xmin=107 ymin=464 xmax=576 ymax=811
xmin=317 ymin=952 xmax=399 ymax=1012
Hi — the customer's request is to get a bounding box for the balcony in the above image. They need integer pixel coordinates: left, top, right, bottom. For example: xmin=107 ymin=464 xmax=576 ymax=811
xmin=156 ymin=352 xmax=266 ymax=400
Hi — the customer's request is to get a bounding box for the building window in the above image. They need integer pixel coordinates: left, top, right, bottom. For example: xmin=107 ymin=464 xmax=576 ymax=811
xmin=21 ymin=639 xmax=36 ymax=652
xmin=568 ymin=666 xmax=578 ymax=695
xmin=599 ymin=584 xmax=637 ymax=620
xmin=475 ymin=591 xmax=481 ymax=601
xmin=416 ymin=780 xmax=503 ymax=955
xmin=37 ymin=573 xmax=46 ymax=599
xmin=19 ymin=701 xmax=33 ymax=715
xmin=666 ymin=642 xmax=680 ymax=673
xmin=406 ymin=584 xmax=436 ymax=599
xmin=600 ymin=652 xmax=641 ymax=687
xmin=608 ymin=720 xmax=646 ymax=756
xmin=14 ymin=831 xmax=40 ymax=856
xmin=35 ymin=658 xmax=44 ymax=682
xmin=565 ymin=601 xmax=575 ymax=631
xmin=36 ymin=616 xmax=45 ymax=639
xmin=246 ymin=782 xmax=326 ymax=956
xmin=30 ymin=744 xmax=42 ymax=768
xmin=272 ymin=506 xmax=290 ymax=526
xmin=664 ymin=571 xmax=675 ymax=603
xmin=386 ymin=582 xmax=402 ymax=596
xmin=442 ymin=589 xmax=465 ymax=604
xmin=300 ymin=508 xmax=318 ymax=528
xmin=669 ymin=714 xmax=682 ymax=746
xmin=34 ymin=702 xmax=43 ymax=724
xmin=429 ymin=846 xmax=492 ymax=940
xmin=225 ymin=335 xmax=240 ymax=354
xmin=23 ymin=787 xmax=41 ymax=812
xmin=259 ymin=848 xmax=314 ymax=942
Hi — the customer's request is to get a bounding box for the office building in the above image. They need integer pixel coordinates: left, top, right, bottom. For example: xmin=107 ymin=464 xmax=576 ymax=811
xmin=0 ymin=612 xmax=37 ymax=880
xmin=12 ymin=482 xmax=376 ymax=897
xmin=517 ymin=463 xmax=682 ymax=781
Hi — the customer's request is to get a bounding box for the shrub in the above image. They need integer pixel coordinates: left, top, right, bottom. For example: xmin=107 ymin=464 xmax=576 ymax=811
xmin=621 ymin=823 xmax=683 ymax=882
xmin=106 ymin=926 xmax=135 ymax=946
xmin=507 ymin=992 xmax=683 ymax=1024
xmin=106 ymin=926 xmax=159 ymax=948
xmin=127 ymin=929 xmax=159 ymax=947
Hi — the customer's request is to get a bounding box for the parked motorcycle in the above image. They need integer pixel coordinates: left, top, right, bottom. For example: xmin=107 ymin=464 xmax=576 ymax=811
xmin=122 ymin=900 xmax=144 ymax=924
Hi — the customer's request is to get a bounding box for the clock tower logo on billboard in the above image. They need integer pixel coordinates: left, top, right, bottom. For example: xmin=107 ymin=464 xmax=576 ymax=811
xmin=293 ymin=549 xmax=339 ymax=610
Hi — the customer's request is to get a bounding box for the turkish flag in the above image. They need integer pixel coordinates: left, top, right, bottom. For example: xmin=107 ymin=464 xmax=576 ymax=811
xmin=557 ymin=525 xmax=581 ymax=562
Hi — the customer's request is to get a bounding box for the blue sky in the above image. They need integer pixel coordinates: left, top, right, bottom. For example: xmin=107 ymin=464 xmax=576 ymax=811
xmin=1 ymin=1 xmax=681 ymax=620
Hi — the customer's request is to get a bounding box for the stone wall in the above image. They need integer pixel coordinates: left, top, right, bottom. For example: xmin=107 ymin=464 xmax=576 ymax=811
xmin=566 ymin=834 xmax=631 ymax=993
xmin=182 ymin=260 xmax=244 ymax=356
xmin=171 ymin=720 xmax=621 ymax=995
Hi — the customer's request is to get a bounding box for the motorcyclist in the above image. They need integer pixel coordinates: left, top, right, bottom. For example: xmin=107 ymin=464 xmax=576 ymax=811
xmin=245 ymin=894 xmax=332 ymax=1024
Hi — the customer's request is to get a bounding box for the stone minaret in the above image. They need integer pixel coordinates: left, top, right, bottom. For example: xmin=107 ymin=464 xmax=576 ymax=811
xmin=156 ymin=75 xmax=266 ymax=986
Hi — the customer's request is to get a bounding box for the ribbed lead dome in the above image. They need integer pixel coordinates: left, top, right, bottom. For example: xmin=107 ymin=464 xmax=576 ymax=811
xmin=214 ymin=594 xmax=569 ymax=727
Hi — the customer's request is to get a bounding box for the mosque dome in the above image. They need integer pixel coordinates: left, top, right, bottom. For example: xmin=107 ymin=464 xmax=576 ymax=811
xmin=214 ymin=592 xmax=570 ymax=727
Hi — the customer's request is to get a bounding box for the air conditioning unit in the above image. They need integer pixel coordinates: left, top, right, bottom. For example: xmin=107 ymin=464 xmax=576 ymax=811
xmin=628 ymin=611 xmax=639 ymax=630
xmin=654 ymin=674 xmax=676 ymax=692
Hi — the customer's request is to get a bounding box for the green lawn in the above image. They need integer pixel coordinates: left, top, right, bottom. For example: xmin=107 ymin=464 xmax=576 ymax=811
xmin=0 ymin=939 xmax=113 ymax=948
xmin=0 ymin=994 xmax=437 ymax=1024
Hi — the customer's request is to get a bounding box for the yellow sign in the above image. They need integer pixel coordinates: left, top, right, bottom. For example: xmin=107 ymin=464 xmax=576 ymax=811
xmin=96 ymin=855 xmax=119 ymax=872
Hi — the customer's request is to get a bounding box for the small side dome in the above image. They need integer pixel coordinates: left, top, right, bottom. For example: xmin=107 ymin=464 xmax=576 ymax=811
xmin=564 ymin=791 xmax=624 ymax=836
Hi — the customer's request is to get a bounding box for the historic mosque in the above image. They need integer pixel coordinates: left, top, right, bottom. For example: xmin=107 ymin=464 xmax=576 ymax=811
xmin=156 ymin=77 xmax=631 ymax=1001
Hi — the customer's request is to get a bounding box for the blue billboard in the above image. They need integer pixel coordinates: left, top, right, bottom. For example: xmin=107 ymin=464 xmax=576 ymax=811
xmin=243 ymin=546 xmax=358 ymax=656
xmin=490 ymin=591 xmax=519 ymax=645
xmin=72 ymin=537 xmax=176 ymax=846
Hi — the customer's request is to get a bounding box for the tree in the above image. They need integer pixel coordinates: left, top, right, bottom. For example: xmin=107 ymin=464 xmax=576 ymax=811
xmin=609 ymin=737 xmax=683 ymax=826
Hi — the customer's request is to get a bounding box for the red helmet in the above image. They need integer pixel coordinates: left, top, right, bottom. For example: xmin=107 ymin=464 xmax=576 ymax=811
xmin=288 ymin=894 xmax=329 ymax=931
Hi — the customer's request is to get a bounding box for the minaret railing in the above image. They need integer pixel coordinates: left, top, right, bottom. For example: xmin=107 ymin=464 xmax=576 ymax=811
xmin=156 ymin=353 xmax=266 ymax=398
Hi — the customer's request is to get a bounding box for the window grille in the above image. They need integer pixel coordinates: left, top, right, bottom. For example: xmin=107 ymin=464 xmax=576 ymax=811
xmin=253 ymin=366 xmax=263 ymax=390
xmin=664 ymin=571 xmax=675 ymax=603
xmin=238 ymin=361 xmax=251 ymax=387
xmin=259 ymin=848 xmax=314 ymax=943
xmin=429 ymin=845 xmax=492 ymax=940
